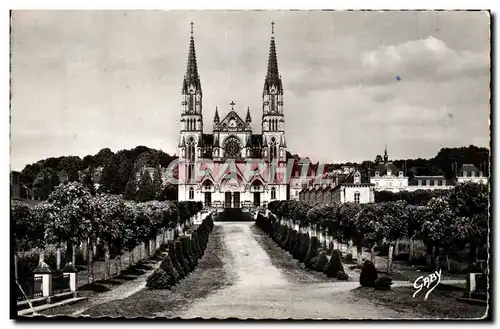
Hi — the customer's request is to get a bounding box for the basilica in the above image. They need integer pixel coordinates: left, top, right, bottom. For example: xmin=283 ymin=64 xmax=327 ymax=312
xmin=177 ymin=23 xmax=288 ymax=209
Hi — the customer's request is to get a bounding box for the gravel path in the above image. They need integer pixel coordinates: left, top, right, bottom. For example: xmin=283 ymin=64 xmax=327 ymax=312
xmin=178 ymin=222 xmax=419 ymax=319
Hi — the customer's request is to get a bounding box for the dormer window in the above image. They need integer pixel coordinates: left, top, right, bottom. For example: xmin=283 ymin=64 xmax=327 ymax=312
xmin=471 ymin=171 xmax=475 ymax=177
xmin=418 ymin=180 xmax=422 ymax=186
xmin=399 ymin=171 xmax=404 ymax=177
xmin=434 ymin=180 xmax=439 ymax=186
xmin=375 ymin=171 xmax=380 ymax=177
xmin=463 ymin=171 xmax=467 ymax=177
xmin=479 ymin=171 xmax=483 ymax=177
xmin=442 ymin=180 xmax=446 ymax=186
xmin=426 ymin=180 xmax=430 ymax=186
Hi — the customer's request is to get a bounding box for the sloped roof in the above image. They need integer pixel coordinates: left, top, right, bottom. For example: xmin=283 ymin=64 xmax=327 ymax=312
xmin=373 ymin=162 xmax=401 ymax=176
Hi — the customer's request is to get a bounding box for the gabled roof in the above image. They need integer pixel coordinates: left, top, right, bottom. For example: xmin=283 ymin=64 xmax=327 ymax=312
xmin=219 ymin=110 xmax=248 ymax=132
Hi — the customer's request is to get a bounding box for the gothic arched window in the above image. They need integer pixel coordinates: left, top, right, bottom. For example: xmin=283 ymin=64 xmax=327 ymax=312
xmin=354 ymin=192 xmax=360 ymax=204
xmin=271 ymin=187 xmax=276 ymax=200
xmin=189 ymin=187 xmax=194 ymax=200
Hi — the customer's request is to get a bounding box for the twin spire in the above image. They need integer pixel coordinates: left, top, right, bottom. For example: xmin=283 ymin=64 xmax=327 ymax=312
xmin=183 ymin=22 xmax=201 ymax=92
xmin=184 ymin=21 xmax=281 ymax=118
xmin=265 ymin=20 xmax=281 ymax=90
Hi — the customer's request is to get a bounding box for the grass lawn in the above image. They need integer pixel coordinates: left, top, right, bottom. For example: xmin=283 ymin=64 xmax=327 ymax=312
xmin=351 ymin=284 xmax=488 ymax=319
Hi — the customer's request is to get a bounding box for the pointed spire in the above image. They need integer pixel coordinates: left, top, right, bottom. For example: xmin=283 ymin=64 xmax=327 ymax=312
xmin=214 ymin=106 xmax=219 ymax=123
xmin=245 ymin=107 xmax=251 ymax=123
xmin=384 ymin=145 xmax=388 ymax=164
xmin=264 ymin=21 xmax=281 ymax=92
xmin=184 ymin=22 xmax=201 ymax=91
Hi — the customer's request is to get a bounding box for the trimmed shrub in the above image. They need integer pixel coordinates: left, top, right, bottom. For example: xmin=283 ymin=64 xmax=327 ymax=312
xmin=191 ymin=231 xmax=202 ymax=258
xmin=336 ymin=270 xmax=349 ymax=281
xmin=292 ymin=233 xmax=304 ymax=259
xmin=175 ymin=240 xmax=190 ymax=274
xmin=298 ymin=235 xmax=310 ymax=262
xmin=344 ymin=253 xmax=354 ymax=264
xmin=374 ymin=277 xmax=393 ymax=290
xmin=180 ymin=237 xmax=195 ymax=270
xmin=282 ymin=228 xmax=292 ymax=250
xmin=325 ymin=249 xmax=345 ymax=277
xmin=360 ymin=260 xmax=378 ymax=287
xmin=146 ymin=268 xmax=173 ymax=289
xmin=314 ymin=252 xmax=329 ymax=273
xmin=304 ymin=237 xmax=319 ymax=269
xmin=287 ymin=230 xmax=298 ymax=252
xmin=326 ymin=241 xmax=334 ymax=255
xmin=167 ymin=241 xmax=185 ymax=279
xmin=160 ymin=255 xmax=179 ymax=284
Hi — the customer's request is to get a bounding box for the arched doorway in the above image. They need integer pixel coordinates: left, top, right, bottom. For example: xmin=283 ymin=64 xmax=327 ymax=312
xmin=251 ymin=179 xmax=263 ymax=206
xmin=221 ymin=175 xmax=242 ymax=209
xmin=202 ymin=180 xmax=213 ymax=206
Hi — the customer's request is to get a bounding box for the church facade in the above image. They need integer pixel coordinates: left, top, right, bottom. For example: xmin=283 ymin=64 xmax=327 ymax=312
xmin=177 ymin=23 xmax=288 ymax=209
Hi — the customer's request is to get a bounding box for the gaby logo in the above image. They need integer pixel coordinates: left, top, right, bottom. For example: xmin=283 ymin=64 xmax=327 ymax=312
xmin=413 ymin=269 xmax=442 ymax=300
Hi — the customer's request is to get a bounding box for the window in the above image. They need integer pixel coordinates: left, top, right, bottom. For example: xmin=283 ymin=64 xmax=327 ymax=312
xmin=442 ymin=180 xmax=446 ymax=186
xmin=418 ymin=180 xmax=422 ymax=186
xmin=375 ymin=171 xmax=380 ymax=176
xmin=426 ymin=180 xmax=430 ymax=186
xmin=471 ymin=171 xmax=475 ymax=177
xmin=271 ymin=187 xmax=276 ymax=199
xmin=354 ymin=192 xmax=360 ymax=204
xmin=462 ymin=171 xmax=467 ymax=177
xmin=189 ymin=187 xmax=194 ymax=200
xmin=434 ymin=180 xmax=439 ymax=186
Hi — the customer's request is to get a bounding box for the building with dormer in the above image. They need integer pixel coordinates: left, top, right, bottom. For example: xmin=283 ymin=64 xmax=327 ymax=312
xmin=177 ymin=22 xmax=288 ymax=208
xmin=456 ymin=164 xmax=489 ymax=184
xmin=370 ymin=146 xmax=409 ymax=192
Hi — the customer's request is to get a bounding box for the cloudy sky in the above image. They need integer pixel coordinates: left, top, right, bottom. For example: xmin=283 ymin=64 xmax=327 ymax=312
xmin=10 ymin=10 xmax=490 ymax=171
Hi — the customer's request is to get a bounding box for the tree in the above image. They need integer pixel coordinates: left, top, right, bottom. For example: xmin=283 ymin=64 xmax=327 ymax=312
xmin=136 ymin=171 xmax=156 ymax=202
xmin=152 ymin=167 xmax=163 ymax=197
xmin=418 ymin=197 xmax=456 ymax=268
xmin=374 ymin=155 xmax=383 ymax=165
xmin=45 ymin=182 xmax=95 ymax=270
xmin=124 ymin=175 xmax=138 ymax=201
xmin=354 ymin=203 xmax=381 ymax=265
xmin=32 ymin=168 xmax=60 ymax=200
xmin=378 ymin=201 xmax=408 ymax=272
xmin=406 ymin=205 xmax=426 ymax=261
xmin=447 ymin=182 xmax=489 ymax=263
xmin=93 ymin=195 xmax=128 ymax=279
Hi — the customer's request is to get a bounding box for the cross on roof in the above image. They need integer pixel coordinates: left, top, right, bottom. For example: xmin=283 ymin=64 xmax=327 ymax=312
xmin=271 ymin=21 xmax=275 ymax=34
xmin=190 ymin=22 xmax=194 ymax=34
xmin=230 ymin=101 xmax=235 ymax=109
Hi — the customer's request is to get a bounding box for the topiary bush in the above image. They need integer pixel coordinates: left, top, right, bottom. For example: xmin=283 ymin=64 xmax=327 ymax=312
xmin=304 ymin=236 xmax=319 ymax=269
xmin=146 ymin=268 xmax=173 ymax=289
xmin=175 ymin=240 xmax=190 ymax=274
xmin=336 ymin=270 xmax=349 ymax=281
xmin=159 ymin=255 xmax=180 ymax=285
xmin=374 ymin=277 xmax=393 ymax=290
xmin=314 ymin=252 xmax=329 ymax=273
xmin=325 ymin=249 xmax=345 ymax=277
xmin=167 ymin=241 xmax=185 ymax=279
xmin=292 ymin=233 xmax=304 ymax=259
xmin=287 ymin=230 xmax=298 ymax=252
xmin=344 ymin=253 xmax=354 ymax=264
xmin=298 ymin=234 xmax=310 ymax=262
xmin=326 ymin=241 xmax=334 ymax=256
xmin=360 ymin=260 xmax=378 ymax=287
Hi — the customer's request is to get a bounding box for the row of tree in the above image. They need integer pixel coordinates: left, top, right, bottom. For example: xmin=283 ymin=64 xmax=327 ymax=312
xmin=12 ymin=182 xmax=203 ymax=283
xmin=16 ymin=146 xmax=177 ymax=200
xmin=267 ymin=182 xmax=488 ymax=272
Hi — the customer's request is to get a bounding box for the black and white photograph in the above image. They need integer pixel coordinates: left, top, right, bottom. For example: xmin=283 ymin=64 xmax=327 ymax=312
xmin=9 ymin=9 xmax=491 ymax=320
